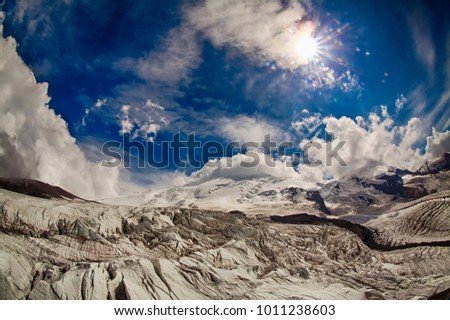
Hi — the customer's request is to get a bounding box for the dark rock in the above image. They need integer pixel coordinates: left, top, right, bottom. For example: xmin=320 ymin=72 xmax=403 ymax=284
xmin=270 ymin=213 xmax=373 ymax=245
xmin=297 ymin=267 xmax=309 ymax=279
xmin=372 ymin=173 xmax=403 ymax=195
xmin=357 ymin=195 xmax=375 ymax=206
xmin=417 ymin=152 xmax=450 ymax=174
xmin=0 ymin=177 xmax=82 ymax=200
xmin=402 ymin=185 xmax=428 ymax=199
xmin=365 ymin=290 xmax=385 ymax=300
xmin=258 ymin=190 xmax=278 ymax=198
xmin=280 ymin=187 xmax=304 ymax=201
xmin=429 ymin=287 xmax=450 ymax=300
xmin=306 ymin=190 xmax=332 ymax=215
xmin=392 ymin=168 xmax=415 ymax=176
xmin=350 ymin=176 xmax=371 ymax=188
xmin=228 ymin=210 xmax=246 ymax=218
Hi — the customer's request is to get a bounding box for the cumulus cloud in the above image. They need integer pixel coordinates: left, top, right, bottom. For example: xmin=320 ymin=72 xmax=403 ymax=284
xmin=186 ymin=0 xmax=313 ymax=69
xmin=117 ymin=100 xmax=167 ymax=142
xmin=177 ymin=107 xmax=450 ymax=186
xmin=425 ymin=128 xmax=450 ymax=158
xmin=0 ymin=32 xmax=119 ymax=199
xmin=297 ymin=110 xmax=435 ymax=180
xmin=188 ymin=109 xmax=447 ymax=186
xmin=326 ymin=115 xmax=417 ymax=174
xmin=186 ymin=151 xmax=300 ymax=186
xmin=217 ymin=115 xmax=289 ymax=143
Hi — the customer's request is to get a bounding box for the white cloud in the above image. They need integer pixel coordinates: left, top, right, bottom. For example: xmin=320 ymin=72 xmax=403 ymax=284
xmin=156 ymin=114 xmax=450 ymax=189
xmin=80 ymin=98 xmax=108 ymax=127
xmin=145 ymin=99 xmax=164 ymax=110
xmin=425 ymin=128 xmax=450 ymax=158
xmin=395 ymin=94 xmax=407 ymax=111
xmin=183 ymin=1 xmax=360 ymax=92
xmin=115 ymin=25 xmax=201 ymax=86
xmin=12 ymin=0 xmax=73 ymax=50
xmin=298 ymin=66 xmax=363 ymax=92
xmin=298 ymin=113 xmax=435 ymax=179
xmin=404 ymin=33 xmax=449 ymax=131
xmin=118 ymin=104 xmax=134 ymax=135
xmin=433 ymin=32 xmax=450 ymax=130
xmin=217 ymin=115 xmax=289 ymax=143
xmin=337 ymin=70 xmax=363 ymax=93
xmin=137 ymin=169 xmax=190 ymax=189
xmin=94 ymin=98 xmax=107 ymax=108
xmin=0 ymin=33 xmax=119 ymax=199
xmin=187 ymin=151 xmax=300 ymax=185
xmin=407 ymin=8 xmax=436 ymax=82
xmin=117 ymin=100 xmax=167 ymax=142
xmin=111 ymin=23 xmax=202 ymax=121
xmin=0 ymin=12 xmax=4 ymax=36
xmin=291 ymin=109 xmax=322 ymax=137
xmin=380 ymin=105 xmax=389 ymax=118
xmin=398 ymin=117 xmax=425 ymax=150
xmin=185 ymin=0 xmax=311 ymax=69
xmin=177 ymin=107 xmax=450 ymax=187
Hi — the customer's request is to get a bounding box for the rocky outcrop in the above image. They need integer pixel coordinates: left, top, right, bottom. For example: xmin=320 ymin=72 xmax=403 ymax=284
xmin=417 ymin=152 xmax=450 ymax=175
xmin=306 ymin=190 xmax=332 ymax=215
xmin=371 ymin=173 xmax=404 ymax=195
xmin=402 ymin=185 xmax=428 ymax=199
xmin=0 ymin=178 xmax=81 ymax=200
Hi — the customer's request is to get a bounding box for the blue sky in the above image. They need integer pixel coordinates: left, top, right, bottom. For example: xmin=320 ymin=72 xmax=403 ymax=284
xmin=1 ymin=0 xmax=450 ymax=192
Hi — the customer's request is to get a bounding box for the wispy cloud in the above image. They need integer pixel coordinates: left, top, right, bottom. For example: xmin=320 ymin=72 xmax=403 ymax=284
xmin=117 ymin=100 xmax=168 ymax=142
xmin=185 ymin=0 xmax=310 ymax=69
xmin=115 ymin=25 xmax=201 ymax=86
xmin=80 ymin=98 xmax=108 ymax=127
xmin=0 ymin=11 xmax=4 ymax=36
xmin=408 ymin=30 xmax=450 ymax=132
xmin=403 ymin=7 xmax=449 ymax=132
xmin=407 ymin=8 xmax=436 ymax=82
xmin=434 ymin=32 xmax=450 ymax=130
xmin=291 ymin=109 xmax=322 ymax=137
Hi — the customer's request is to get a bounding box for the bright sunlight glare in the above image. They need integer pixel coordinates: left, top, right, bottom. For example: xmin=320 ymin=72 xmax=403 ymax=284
xmin=296 ymin=35 xmax=318 ymax=61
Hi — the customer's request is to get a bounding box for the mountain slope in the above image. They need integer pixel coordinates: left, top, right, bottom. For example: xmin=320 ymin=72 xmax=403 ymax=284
xmin=0 ymin=178 xmax=82 ymax=200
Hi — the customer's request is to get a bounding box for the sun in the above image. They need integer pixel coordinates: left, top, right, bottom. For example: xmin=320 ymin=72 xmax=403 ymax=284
xmin=296 ymin=35 xmax=318 ymax=62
